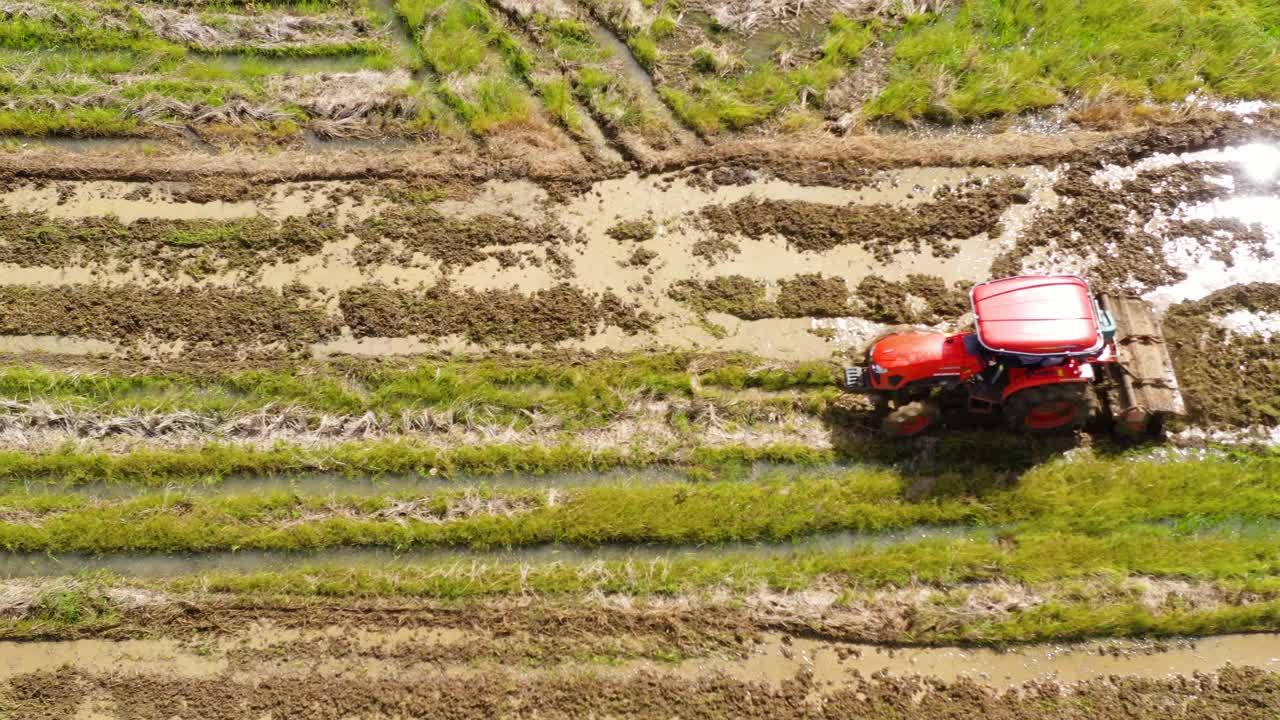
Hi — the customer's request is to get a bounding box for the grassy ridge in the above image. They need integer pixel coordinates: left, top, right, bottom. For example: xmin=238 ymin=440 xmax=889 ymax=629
xmin=0 ymin=470 xmax=980 ymax=552
xmin=397 ymin=0 xmax=537 ymax=132
xmin=168 ymin=527 xmax=1280 ymax=598
xmin=660 ymin=14 xmax=875 ymax=134
xmin=0 ymin=441 xmax=840 ymax=486
xmin=867 ymin=0 xmax=1280 ymax=121
xmin=0 ymin=456 xmax=1276 ymax=552
xmin=0 ymin=2 xmax=432 ymax=140
xmin=0 ymin=354 xmax=836 ymax=424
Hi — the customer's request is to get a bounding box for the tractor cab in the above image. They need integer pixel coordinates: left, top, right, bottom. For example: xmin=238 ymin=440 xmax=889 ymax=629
xmin=970 ymin=275 xmax=1113 ymax=368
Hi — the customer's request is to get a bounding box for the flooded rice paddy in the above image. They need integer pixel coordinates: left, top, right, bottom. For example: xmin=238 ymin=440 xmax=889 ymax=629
xmin=0 ymin=141 xmax=1274 ymax=360
xmin=1 ymin=626 xmax=1276 ymax=693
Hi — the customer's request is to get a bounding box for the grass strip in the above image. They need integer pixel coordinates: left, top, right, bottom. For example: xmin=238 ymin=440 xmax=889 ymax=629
xmin=659 ymin=14 xmax=875 ymax=134
xmin=866 ymin=0 xmax=1280 ymax=122
xmin=162 ymin=525 xmax=1280 ymax=598
xmin=0 ymin=471 xmax=983 ymax=552
xmin=397 ymin=0 xmax=535 ymax=132
xmin=0 ymin=456 xmax=1277 ymax=552
xmin=0 ymin=441 xmax=840 ymax=487
xmin=0 ymin=353 xmax=836 ymax=422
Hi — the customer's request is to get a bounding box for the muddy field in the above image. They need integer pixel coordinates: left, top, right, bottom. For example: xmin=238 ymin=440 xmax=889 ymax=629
xmin=0 ymin=118 xmax=1275 ymax=715
xmin=0 ymin=115 xmax=1276 ymax=430
xmin=2 ymin=0 xmax=1280 ymax=712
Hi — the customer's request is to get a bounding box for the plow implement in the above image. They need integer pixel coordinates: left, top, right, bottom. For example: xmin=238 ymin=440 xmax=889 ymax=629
xmin=1098 ymin=293 xmax=1186 ymax=433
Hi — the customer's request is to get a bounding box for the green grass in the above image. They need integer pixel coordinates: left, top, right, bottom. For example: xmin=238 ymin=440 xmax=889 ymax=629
xmin=536 ymin=75 xmax=584 ymax=133
xmin=628 ymin=33 xmax=659 ymax=70
xmin=0 ymin=3 xmax=416 ymax=141
xmin=0 ymin=470 xmax=983 ymax=552
xmin=865 ymin=0 xmax=1280 ymax=122
xmin=662 ymin=14 xmax=872 ymax=134
xmin=0 ymin=454 xmax=1278 ymax=553
xmin=0 ymin=354 xmax=834 ymax=424
xmin=166 ymin=526 xmax=1280 ymax=600
xmin=0 ymin=441 xmax=841 ymax=487
xmin=399 ymin=0 xmax=539 ymax=132
xmin=0 ymin=108 xmax=144 ymax=137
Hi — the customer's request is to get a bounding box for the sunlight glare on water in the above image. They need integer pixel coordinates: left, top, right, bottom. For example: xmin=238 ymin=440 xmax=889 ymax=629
xmin=1238 ymin=142 xmax=1280 ymax=181
xmin=1144 ymin=194 xmax=1280 ymax=309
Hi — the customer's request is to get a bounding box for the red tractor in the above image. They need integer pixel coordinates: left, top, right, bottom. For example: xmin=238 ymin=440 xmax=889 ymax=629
xmin=842 ymin=275 xmax=1185 ymax=437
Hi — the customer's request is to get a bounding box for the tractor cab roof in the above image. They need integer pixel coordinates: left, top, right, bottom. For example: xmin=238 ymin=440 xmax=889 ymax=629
xmin=970 ymin=275 xmax=1103 ymax=357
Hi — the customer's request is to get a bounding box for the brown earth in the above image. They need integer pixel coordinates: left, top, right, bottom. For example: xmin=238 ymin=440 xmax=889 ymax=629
xmin=5 ymin=663 xmax=1278 ymax=719
xmin=669 ymin=273 xmax=967 ymax=323
xmin=338 ymin=282 xmax=657 ymax=344
xmin=1 ymin=111 xmax=1273 ymax=192
xmin=7 ymin=577 xmax=1265 ymax=648
xmin=698 ymin=176 xmax=1028 ymax=260
xmin=0 ymin=207 xmax=342 ymax=278
xmin=668 ymin=275 xmax=770 ymax=318
xmin=855 ymin=275 xmax=971 ymax=325
xmin=1164 ymin=283 xmax=1280 ymax=427
xmin=0 ymin=284 xmax=336 ymax=349
xmin=606 ymin=218 xmax=658 ymax=242
xmin=990 ymin=163 xmax=1273 ymax=291
xmin=351 ymin=206 xmax=576 ymax=274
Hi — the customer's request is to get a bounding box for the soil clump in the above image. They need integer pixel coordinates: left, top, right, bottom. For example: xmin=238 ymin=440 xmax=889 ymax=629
xmin=1163 ymin=282 xmax=1280 ymax=428
xmin=339 ymin=283 xmax=657 ymax=345
xmin=352 ymin=207 xmax=575 ymax=274
xmin=991 ymin=163 xmax=1272 ymax=291
xmin=6 ymin=664 xmax=1278 ymax=719
xmin=698 ymin=177 xmax=1028 ymax=261
xmin=0 ymin=284 xmax=335 ymax=349
xmin=0 ymin=208 xmax=342 ymax=278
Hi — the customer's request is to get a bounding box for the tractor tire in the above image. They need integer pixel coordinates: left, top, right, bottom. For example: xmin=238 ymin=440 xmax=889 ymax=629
xmin=881 ymin=401 xmax=940 ymax=438
xmin=1005 ymin=384 xmax=1089 ymax=433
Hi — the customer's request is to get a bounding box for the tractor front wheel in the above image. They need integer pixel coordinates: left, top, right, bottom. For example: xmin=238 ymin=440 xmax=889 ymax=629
xmin=881 ymin=401 xmax=940 ymax=438
xmin=1005 ymin=384 xmax=1089 ymax=433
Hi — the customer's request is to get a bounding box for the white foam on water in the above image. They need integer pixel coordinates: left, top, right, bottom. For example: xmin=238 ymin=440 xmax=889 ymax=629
xmin=1172 ymin=425 xmax=1280 ymax=448
xmin=1215 ymin=309 xmax=1280 ymax=341
xmin=809 ymin=317 xmax=889 ymax=351
xmin=1093 ymin=143 xmax=1280 ymax=188
xmin=1142 ymin=194 xmax=1280 ymax=310
xmin=1086 ymin=142 xmax=1280 ymax=308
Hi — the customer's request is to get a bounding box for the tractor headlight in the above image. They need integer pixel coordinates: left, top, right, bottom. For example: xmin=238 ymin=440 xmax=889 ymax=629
xmin=870 ymin=362 xmax=886 ymax=374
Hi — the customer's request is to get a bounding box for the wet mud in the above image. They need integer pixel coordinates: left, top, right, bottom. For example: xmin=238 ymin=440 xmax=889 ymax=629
xmin=3 ymin=642 xmax=1279 ymax=719
xmin=338 ymin=282 xmax=656 ymax=345
xmin=1164 ymin=283 xmax=1280 ymax=427
xmin=0 ymin=118 xmax=1274 ymax=423
xmin=698 ymin=176 xmax=1029 ymax=261
xmin=669 ymin=273 xmax=859 ymax=319
xmin=991 ymin=162 xmax=1273 ymax=292
xmin=0 ymin=285 xmax=336 ymax=349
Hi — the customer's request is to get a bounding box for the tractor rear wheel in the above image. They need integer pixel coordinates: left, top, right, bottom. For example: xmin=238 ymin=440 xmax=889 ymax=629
xmin=1005 ymin=384 xmax=1089 ymax=433
xmin=881 ymin=401 xmax=940 ymax=438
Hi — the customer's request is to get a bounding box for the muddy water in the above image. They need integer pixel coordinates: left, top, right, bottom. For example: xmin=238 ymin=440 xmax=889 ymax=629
xmin=18 ymin=153 xmax=1264 ymax=362
xmin=1147 ymin=193 xmax=1280 ymax=309
xmin=0 ymin=638 xmax=224 ymax=679
xmin=588 ymin=24 xmax=697 ymax=146
xmin=0 ymin=527 xmax=991 ymax=578
xmin=670 ymin=632 xmax=1280 ymax=689
xmin=1090 ymin=143 xmax=1280 ymax=310
xmin=10 ymin=136 xmax=207 ymax=154
xmin=0 ymin=180 xmax=388 ymax=224
xmin=0 ymin=163 xmax=1058 ymax=359
xmin=1 ymin=627 xmax=1276 ymax=691
xmin=0 ymin=335 xmax=117 ymax=355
